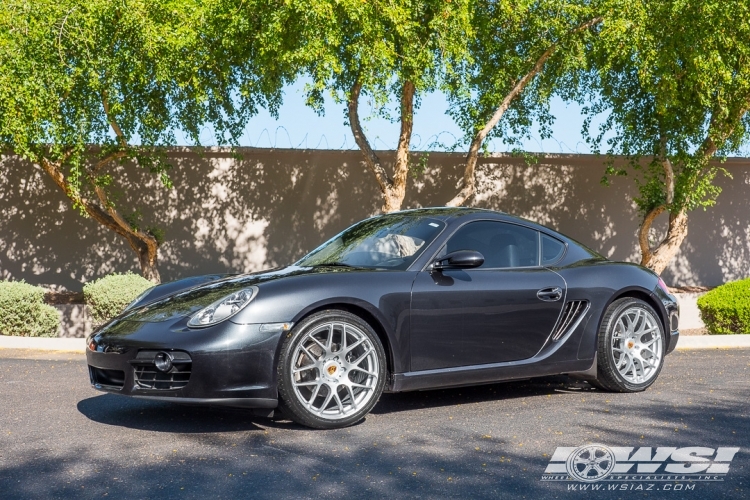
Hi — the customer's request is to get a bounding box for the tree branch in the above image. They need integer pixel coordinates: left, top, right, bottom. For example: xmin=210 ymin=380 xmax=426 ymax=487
xmin=347 ymin=80 xmax=391 ymax=195
xmin=101 ymin=90 xmax=128 ymax=148
xmin=38 ymin=155 xmax=129 ymax=241
xmin=446 ymin=16 xmax=603 ymax=207
xmin=638 ymin=204 xmax=666 ymax=261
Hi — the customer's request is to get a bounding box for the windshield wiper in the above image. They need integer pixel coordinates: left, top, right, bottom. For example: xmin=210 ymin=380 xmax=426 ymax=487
xmin=311 ymin=262 xmax=358 ymax=268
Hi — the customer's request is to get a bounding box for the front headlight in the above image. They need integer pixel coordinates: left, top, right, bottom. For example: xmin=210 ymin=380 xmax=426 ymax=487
xmin=187 ymin=286 xmax=258 ymax=328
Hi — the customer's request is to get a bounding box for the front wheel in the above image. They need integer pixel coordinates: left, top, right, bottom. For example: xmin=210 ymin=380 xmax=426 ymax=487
xmin=594 ymin=298 xmax=666 ymax=392
xmin=277 ymin=310 xmax=386 ymax=429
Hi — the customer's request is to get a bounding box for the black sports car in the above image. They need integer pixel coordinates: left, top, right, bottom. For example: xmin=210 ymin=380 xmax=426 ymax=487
xmin=86 ymin=208 xmax=680 ymax=429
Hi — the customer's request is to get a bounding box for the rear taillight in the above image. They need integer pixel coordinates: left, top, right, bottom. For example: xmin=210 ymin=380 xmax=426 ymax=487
xmin=657 ymin=277 xmax=671 ymax=294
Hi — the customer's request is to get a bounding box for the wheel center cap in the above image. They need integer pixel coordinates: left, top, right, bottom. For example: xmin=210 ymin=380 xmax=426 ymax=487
xmin=323 ymin=360 xmax=344 ymax=380
xmin=627 ymin=340 xmax=635 ymax=349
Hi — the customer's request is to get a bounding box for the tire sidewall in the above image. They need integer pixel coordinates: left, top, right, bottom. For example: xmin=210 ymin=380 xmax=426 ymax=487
xmin=599 ymin=298 xmax=666 ymax=392
xmin=277 ymin=310 xmax=387 ymax=429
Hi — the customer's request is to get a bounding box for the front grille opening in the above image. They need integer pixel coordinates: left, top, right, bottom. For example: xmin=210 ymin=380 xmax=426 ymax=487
xmin=89 ymin=367 xmax=125 ymax=389
xmin=551 ymin=300 xmax=589 ymax=341
xmin=131 ymin=350 xmax=192 ymax=390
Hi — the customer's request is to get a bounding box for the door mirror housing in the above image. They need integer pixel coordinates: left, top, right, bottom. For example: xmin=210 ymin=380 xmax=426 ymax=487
xmin=432 ymin=250 xmax=485 ymax=270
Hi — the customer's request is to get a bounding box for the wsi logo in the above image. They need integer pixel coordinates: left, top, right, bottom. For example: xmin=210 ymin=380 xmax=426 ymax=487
xmin=541 ymin=444 xmax=740 ymax=483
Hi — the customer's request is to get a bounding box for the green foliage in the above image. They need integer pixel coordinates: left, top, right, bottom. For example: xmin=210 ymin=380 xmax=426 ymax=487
xmin=285 ymin=0 xmax=471 ymax=123
xmin=582 ymin=0 xmax=750 ymax=216
xmin=446 ymin=0 xmax=600 ymax=149
xmin=409 ymin=153 xmax=430 ymax=179
xmin=83 ymin=272 xmax=153 ymax=324
xmin=697 ymin=278 xmax=750 ymax=335
xmin=0 ymin=281 xmax=59 ymax=338
xmin=0 ymin=0 xmax=286 ymax=273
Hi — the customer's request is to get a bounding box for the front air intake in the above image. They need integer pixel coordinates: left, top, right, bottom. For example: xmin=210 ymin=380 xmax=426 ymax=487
xmin=130 ymin=350 xmax=192 ymax=390
xmin=551 ymin=300 xmax=589 ymax=341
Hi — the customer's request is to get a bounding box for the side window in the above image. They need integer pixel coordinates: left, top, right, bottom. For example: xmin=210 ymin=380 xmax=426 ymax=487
xmin=444 ymin=221 xmax=539 ymax=268
xmin=541 ymin=234 xmax=565 ymax=265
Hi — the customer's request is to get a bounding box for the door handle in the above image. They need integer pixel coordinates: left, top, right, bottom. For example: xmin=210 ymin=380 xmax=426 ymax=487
xmin=537 ymin=287 xmax=563 ymax=302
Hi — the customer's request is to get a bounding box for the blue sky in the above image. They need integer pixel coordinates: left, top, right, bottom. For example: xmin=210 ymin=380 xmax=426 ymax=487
xmin=187 ymin=79 xmax=598 ymax=154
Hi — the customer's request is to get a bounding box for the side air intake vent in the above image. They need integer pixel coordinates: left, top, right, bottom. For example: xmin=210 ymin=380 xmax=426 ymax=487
xmin=551 ymin=300 xmax=589 ymax=341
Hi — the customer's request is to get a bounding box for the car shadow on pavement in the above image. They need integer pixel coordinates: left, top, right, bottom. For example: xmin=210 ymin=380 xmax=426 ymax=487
xmin=77 ymin=394 xmax=270 ymax=433
xmin=371 ymin=375 xmax=597 ymax=415
xmin=77 ymin=375 xmax=596 ymax=433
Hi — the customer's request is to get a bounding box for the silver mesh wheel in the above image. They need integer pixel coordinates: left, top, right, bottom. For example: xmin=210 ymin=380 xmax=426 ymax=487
xmin=290 ymin=321 xmax=379 ymax=421
xmin=611 ymin=306 xmax=663 ymax=384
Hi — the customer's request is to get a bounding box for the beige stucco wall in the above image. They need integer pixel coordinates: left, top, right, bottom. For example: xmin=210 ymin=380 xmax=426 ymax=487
xmin=1 ymin=148 xmax=748 ymax=290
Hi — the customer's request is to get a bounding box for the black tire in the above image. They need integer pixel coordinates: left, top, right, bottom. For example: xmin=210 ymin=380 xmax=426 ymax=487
xmin=277 ymin=310 xmax=387 ymax=429
xmin=593 ymin=298 xmax=666 ymax=392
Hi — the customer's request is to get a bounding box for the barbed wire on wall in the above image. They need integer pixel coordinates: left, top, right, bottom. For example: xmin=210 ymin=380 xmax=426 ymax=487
xmin=182 ymin=125 xmax=750 ymax=157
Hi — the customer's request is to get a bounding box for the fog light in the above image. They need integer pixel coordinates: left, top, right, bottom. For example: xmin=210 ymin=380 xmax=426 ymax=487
xmin=154 ymin=351 xmax=173 ymax=373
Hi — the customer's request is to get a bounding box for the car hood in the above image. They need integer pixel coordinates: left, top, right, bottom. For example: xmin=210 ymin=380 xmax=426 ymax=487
xmin=117 ymin=265 xmax=359 ymax=324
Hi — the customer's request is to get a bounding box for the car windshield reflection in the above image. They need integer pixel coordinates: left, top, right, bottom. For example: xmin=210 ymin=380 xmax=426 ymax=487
xmin=296 ymin=214 xmax=446 ymax=270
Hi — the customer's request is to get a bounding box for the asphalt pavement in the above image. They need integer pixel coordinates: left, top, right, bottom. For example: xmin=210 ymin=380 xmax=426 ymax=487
xmin=0 ymin=348 xmax=747 ymax=499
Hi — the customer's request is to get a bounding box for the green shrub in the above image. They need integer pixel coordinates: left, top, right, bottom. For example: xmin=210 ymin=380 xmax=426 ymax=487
xmin=697 ymin=278 xmax=750 ymax=335
xmin=84 ymin=272 xmax=153 ymax=324
xmin=0 ymin=281 xmax=60 ymax=337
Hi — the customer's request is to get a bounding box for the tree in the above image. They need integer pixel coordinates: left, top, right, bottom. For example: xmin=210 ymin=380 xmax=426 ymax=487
xmin=0 ymin=0 xmax=285 ymax=282
xmin=289 ymin=0 xmax=471 ymax=213
xmin=444 ymin=0 xmax=602 ymax=206
xmin=581 ymin=0 xmax=750 ymax=275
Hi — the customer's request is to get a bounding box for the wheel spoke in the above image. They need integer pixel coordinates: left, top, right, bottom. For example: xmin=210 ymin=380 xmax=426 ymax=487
xmin=300 ymin=344 xmax=320 ymax=362
xmin=344 ymin=338 xmax=365 ymax=355
xmin=294 ymin=380 xmax=318 ymax=387
xmin=350 ymin=367 xmax=378 ymax=378
xmin=307 ymin=384 xmax=321 ymax=405
xmin=309 ymin=335 xmax=327 ymax=352
xmin=345 ymin=385 xmax=358 ymax=410
xmin=326 ymin=324 xmax=334 ymax=349
xmin=317 ymin=388 xmax=334 ymax=413
xmin=332 ymin=390 xmax=345 ymax=413
xmin=293 ymin=364 xmax=316 ymax=375
xmin=348 ymin=347 xmax=373 ymax=367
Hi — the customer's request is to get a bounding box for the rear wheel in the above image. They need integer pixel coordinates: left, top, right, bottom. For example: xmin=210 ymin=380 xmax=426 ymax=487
xmin=594 ymin=298 xmax=665 ymax=392
xmin=277 ymin=310 xmax=386 ymax=429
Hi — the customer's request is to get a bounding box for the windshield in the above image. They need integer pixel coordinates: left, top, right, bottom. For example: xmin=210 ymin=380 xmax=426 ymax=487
xmin=296 ymin=215 xmax=446 ymax=270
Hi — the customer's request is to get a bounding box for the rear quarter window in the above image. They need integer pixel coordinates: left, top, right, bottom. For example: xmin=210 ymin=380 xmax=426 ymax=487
xmin=542 ymin=234 xmax=566 ymax=265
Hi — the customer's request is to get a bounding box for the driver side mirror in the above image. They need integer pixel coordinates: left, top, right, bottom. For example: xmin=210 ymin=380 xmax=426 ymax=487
xmin=432 ymin=250 xmax=485 ymax=270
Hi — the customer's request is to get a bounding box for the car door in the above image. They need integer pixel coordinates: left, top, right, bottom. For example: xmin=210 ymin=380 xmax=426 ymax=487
xmin=410 ymin=220 xmax=566 ymax=371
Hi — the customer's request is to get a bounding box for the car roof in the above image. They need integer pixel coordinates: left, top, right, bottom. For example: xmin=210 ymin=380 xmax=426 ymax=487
xmin=388 ymin=207 xmax=546 ymax=229
xmin=387 ymin=206 xmax=498 ymax=220
xmin=387 ymin=206 xmax=571 ymax=241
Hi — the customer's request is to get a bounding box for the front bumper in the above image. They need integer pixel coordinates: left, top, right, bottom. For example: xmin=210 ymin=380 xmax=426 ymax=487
xmin=86 ymin=319 xmax=282 ymax=408
xmin=652 ymin=285 xmax=680 ymax=354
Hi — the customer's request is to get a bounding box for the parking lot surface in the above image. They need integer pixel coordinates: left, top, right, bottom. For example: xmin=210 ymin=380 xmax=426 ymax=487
xmin=0 ymin=348 xmax=747 ymax=499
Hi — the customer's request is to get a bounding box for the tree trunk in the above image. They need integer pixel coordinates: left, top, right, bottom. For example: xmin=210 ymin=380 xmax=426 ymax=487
xmin=637 ymin=95 xmax=750 ymax=275
xmin=348 ymin=79 xmax=416 ymax=213
xmin=638 ymin=207 xmax=688 ymax=275
xmin=133 ymin=236 xmax=161 ymax=283
xmin=446 ymin=17 xmax=603 ymax=207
